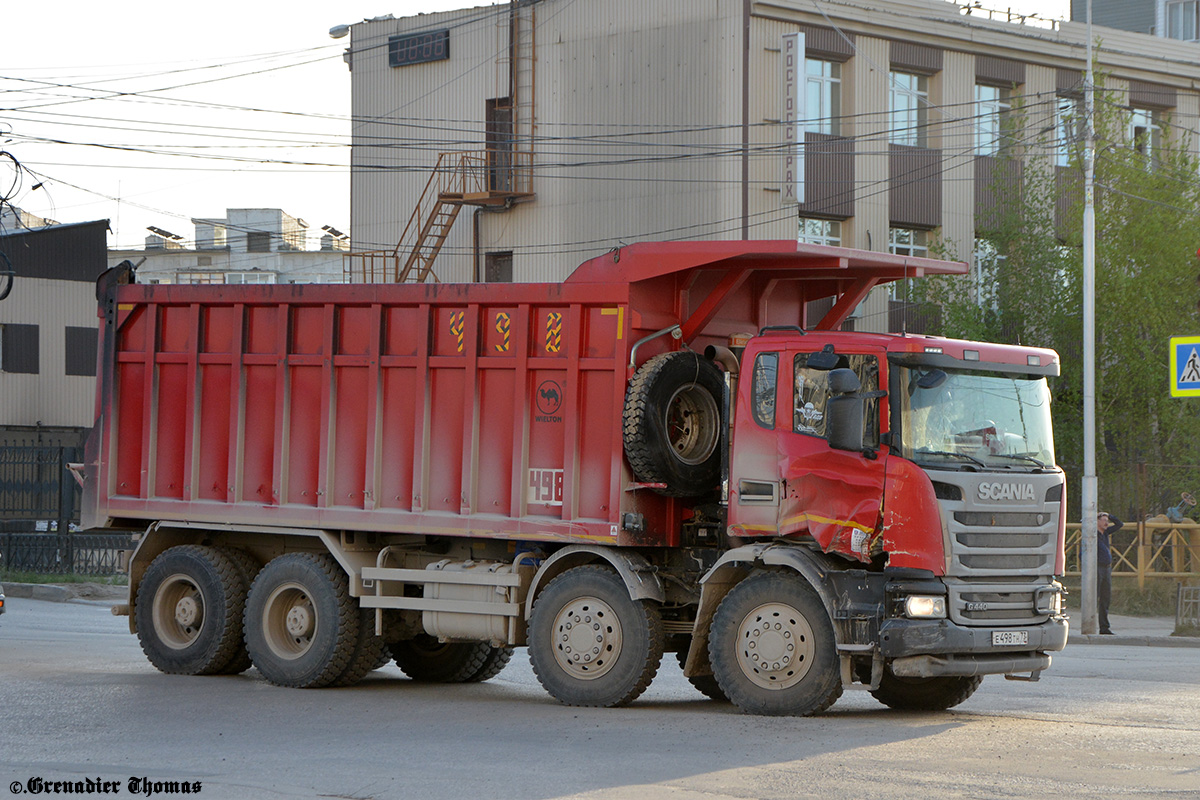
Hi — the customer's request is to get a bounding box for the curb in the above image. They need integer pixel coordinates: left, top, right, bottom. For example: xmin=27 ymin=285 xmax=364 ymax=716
xmin=1068 ymin=633 xmax=1200 ymax=648
xmin=2 ymin=582 xmax=126 ymax=605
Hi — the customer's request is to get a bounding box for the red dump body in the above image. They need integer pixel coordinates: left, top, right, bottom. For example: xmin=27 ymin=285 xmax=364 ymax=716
xmin=83 ymin=241 xmax=964 ymax=547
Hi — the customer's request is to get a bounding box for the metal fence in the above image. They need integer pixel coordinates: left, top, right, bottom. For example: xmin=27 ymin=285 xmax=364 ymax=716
xmin=0 ymin=445 xmax=80 ymax=531
xmin=0 ymin=533 xmax=133 ymax=576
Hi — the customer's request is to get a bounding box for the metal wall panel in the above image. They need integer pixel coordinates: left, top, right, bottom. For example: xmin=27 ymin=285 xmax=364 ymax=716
xmin=0 ymin=278 xmax=100 ymax=428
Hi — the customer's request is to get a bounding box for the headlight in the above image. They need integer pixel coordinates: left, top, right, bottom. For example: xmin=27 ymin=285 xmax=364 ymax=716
xmin=904 ymin=595 xmax=947 ymax=619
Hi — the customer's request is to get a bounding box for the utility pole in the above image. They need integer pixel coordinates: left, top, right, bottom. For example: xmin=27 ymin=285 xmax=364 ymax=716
xmin=1080 ymin=0 xmax=1099 ymax=635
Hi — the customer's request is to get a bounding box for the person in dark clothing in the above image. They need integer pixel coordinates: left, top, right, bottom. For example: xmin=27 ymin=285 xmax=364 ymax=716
xmin=1097 ymin=512 xmax=1123 ymax=635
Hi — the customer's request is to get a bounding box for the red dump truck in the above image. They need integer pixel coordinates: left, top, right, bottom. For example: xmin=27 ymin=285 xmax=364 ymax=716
xmin=81 ymin=241 xmax=1067 ymax=716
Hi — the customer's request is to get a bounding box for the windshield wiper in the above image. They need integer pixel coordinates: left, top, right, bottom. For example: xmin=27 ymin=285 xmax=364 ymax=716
xmin=990 ymin=453 xmax=1049 ymax=469
xmin=912 ymin=449 xmax=987 ymax=469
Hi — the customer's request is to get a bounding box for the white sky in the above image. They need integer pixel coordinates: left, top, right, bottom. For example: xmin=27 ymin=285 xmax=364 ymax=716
xmin=1 ymin=0 xmax=1070 ymax=250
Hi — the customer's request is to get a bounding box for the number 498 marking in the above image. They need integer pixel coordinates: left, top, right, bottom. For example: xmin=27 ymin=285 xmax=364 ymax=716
xmin=528 ymin=468 xmax=564 ymax=506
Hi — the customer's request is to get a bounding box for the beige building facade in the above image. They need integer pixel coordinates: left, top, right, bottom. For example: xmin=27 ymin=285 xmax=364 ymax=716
xmin=345 ymin=0 xmax=1200 ymax=330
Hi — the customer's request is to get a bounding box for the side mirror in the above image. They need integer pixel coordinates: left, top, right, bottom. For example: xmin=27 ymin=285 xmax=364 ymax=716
xmin=826 ymin=368 xmax=864 ymax=452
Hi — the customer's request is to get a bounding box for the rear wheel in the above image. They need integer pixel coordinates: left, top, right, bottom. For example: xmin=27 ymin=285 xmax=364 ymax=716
xmin=870 ymin=670 xmax=983 ymax=711
xmin=675 ymin=648 xmax=728 ymax=702
xmin=244 ymin=553 xmax=359 ymax=688
xmin=211 ymin=546 xmax=261 ymax=675
xmin=528 ymin=566 xmax=664 ymax=707
xmin=709 ymin=572 xmax=842 ymax=716
xmin=391 ymin=635 xmax=498 ymax=683
xmin=135 ymin=545 xmax=248 ymax=676
xmin=330 ymin=609 xmax=387 ymax=687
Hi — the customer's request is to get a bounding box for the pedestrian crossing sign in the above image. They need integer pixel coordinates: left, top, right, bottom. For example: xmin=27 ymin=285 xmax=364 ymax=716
xmin=1170 ymin=336 xmax=1200 ymax=396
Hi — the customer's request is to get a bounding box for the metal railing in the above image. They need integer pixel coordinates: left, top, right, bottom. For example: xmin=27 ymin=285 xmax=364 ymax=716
xmin=1065 ymin=521 xmax=1200 ymax=587
xmin=1178 ymin=586 xmax=1200 ymax=630
xmin=1 ymin=532 xmax=134 ymax=576
xmin=344 ymin=149 xmax=534 ymax=284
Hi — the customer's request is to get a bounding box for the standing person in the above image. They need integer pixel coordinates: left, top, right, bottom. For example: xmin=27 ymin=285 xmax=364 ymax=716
xmin=1097 ymin=512 xmax=1123 ymax=635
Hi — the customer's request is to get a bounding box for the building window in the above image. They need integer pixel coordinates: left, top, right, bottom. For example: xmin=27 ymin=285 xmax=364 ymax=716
xmin=0 ymin=323 xmax=39 ymax=374
xmin=976 ymin=84 xmax=1013 ymax=157
xmin=1129 ymin=108 xmax=1162 ymax=164
xmin=889 ymin=71 xmax=928 ymax=147
xmin=198 ymin=256 xmax=213 ymax=267
xmin=1167 ymin=0 xmax=1199 ymax=41
xmin=484 ymin=251 xmax=513 ymax=282
xmin=973 ymin=238 xmax=1005 ymax=311
xmin=247 ymin=231 xmax=271 ymax=253
xmin=65 ymin=326 xmax=98 ymax=377
xmin=226 ymin=272 xmax=277 ymax=284
xmin=887 ymin=228 xmax=929 ymax=300
xmin=805 ymin=59 xmax=841 ymax=136
xmin=1055 ymin=96 xmax=1084 ymax=167
xmin=798 ymin=218 xmax=841 ymax=247
xmin=177 ymin=272 xmax=225 ymax=285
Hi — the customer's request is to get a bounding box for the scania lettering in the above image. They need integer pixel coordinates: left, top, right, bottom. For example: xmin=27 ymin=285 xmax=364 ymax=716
xmin=80 ymin=241 xmax=1068 ymax=716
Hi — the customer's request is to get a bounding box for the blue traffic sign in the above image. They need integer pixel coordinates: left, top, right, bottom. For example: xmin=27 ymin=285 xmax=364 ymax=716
xmin=1170 ymin=336 xmax=1200 ymax=397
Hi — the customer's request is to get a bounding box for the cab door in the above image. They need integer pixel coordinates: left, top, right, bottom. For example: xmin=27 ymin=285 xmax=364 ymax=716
xmin=728 ymin=341 xmax=889 ymax=563
xmin=781 ymin=345 xmax=889 ymax=562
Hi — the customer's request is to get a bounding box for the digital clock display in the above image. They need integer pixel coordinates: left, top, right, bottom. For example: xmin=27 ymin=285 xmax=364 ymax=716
xmin=388 ymin=29 xmax=450 ymax=68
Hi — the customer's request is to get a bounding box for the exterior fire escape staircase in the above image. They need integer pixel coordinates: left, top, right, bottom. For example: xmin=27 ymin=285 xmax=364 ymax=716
xmin=346 ymin=3 xmax=538 ymax=284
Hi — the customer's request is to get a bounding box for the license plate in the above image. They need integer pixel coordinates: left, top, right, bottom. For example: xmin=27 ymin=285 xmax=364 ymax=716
xmin=992 ymin=630 xmax=1029 ymax=647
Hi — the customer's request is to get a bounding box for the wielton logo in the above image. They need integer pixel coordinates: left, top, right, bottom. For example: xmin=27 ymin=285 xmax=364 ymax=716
xmin=535 ymin=380 xmax=563 ymax=422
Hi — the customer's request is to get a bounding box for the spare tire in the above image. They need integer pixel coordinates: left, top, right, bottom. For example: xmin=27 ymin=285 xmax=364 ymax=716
xmin=623 ymin=351 xmax=724 ymax=497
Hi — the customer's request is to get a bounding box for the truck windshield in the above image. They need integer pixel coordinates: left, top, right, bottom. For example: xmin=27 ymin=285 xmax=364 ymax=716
xmin=896 ymin=366 xmax=1055 ymax=469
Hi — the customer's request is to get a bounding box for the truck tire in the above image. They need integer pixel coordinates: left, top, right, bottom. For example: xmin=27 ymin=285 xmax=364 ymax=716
xmin=330 ymin=608 xmax=388 ymax=687
xmin=211 ymin=546 xmax=261 ymax=675
xmin=870 ymin=670 xmax=983 ymax=711
xmin=623 ymin=351 xmax=723 ymax=497
xmin=528 ymin=565 xmax=664 ymax=707
xmin=243 ymin=553 xmax=360 ymax=689
xmin=675 ymin=648 xmax=728 ymax=701
xmin=390 ymin=635 xmax=495 ymax=683
xmin=708 ymin=571 xmax=842 ymax=716
xmin=135 ymin=545 xmax=248 ymax=676
xmin=464 ymin=645 xmax=515 ymax=682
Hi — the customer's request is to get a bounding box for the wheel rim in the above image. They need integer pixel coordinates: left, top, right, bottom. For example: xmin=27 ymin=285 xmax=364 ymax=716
xmin=665 ymin=384 xmax=719 ymax=465
xmin=261 ymin=581 xmax=317 ymax=661
xmin=151 ymin=573 xmax=206 ymax=650
xmin=735 ymin=601 xmax=816 ymax=690
xmin=551 ymin=595 xmax=622 ymax=680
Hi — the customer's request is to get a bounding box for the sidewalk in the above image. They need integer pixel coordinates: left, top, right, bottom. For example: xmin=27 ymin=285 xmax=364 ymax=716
xmin=1065 ymin=610 xmax=1200 ymax=648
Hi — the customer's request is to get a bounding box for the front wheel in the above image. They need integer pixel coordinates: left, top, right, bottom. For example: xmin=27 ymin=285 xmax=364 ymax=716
xmin=709 ymin=571 xmax=842 ymax=716
xmin=870 ymin=670 xmax=983 ymax=711
xmin=528 ymin=566 xmax=664 ymax=707
xmin=244 ymin=553 xmax=360 ymax=688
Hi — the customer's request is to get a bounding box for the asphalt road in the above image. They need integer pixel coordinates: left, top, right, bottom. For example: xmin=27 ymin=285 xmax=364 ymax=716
xmin=2 ymin=598 xmax=1198 ymax=800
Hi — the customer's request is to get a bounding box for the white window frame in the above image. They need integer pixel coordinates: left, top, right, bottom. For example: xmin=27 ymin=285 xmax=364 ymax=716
xmin=973 ymin=238 xmax=1005 ymax=311
xmin=887 ymin=228 xmax=930 ymax=299
xmin=177 ymin=272 xmax=225 ymax=285
xmin=1128 ymin=107 xmax=1162 ymax=165
xmin=1167 ymin=0 xmax=1200 ymax=41
xmin=798 ymin=218 xmax=842 ymax=247
xmin=975 ymin=84 xmax=1013 ymax=157
xmin=890 ymin=71 xmax=928 ymax=147
xmin=226 ymin=272 xmax=277 ymax=285
xmin=1055 ymin=96 xmax=1083 ymax=167
xmin=805 ymin=59 xmax=841 ymax=136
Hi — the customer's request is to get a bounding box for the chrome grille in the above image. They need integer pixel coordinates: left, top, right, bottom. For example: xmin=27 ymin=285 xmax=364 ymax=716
xmin=947 ymin=578 xmax=1049 ymax=626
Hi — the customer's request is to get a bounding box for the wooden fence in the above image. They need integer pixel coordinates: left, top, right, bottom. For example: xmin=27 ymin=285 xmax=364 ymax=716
xmin=1065 ymin=521 xmax=1200 ymax=587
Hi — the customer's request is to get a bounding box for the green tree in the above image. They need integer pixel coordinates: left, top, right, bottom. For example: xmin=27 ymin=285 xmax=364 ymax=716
xmin=922 ymin=79 xmax=1200 ymax=517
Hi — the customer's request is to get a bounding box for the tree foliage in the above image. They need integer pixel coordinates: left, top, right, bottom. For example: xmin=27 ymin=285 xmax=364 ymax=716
xmin=920 ymin=80 xmax=1200 ymax=517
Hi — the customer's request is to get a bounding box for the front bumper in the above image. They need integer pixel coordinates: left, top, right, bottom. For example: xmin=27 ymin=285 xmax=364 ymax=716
xmin=878 ymin=615 xmax=1069 ymax=678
